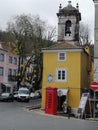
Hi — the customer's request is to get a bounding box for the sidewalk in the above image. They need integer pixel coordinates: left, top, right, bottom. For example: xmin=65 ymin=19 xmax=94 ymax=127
xmin=86 ymin=118 xmax=98 ymax=121
xmin=26 ymin=105 xmax=98 ymax=121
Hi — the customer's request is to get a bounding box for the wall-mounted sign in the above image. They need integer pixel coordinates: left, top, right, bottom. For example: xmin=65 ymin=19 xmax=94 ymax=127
xmin=47 ymin=74 xmax=53 ymax=82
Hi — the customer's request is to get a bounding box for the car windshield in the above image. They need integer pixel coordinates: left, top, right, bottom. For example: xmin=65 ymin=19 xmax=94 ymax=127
xmin=1 ymin=93 xmax=10 ymax=96
xmin=18 ymin=90 xmax=29 ymax=94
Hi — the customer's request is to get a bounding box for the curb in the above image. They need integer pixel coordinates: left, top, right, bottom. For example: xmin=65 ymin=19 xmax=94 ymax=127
xmin=27 ymin=107 xmax=98 ymax=121
xmin=26 ymin=104 xmax=41 ymax=110
xmin=86 ymin=118 xmax=98 ymax=121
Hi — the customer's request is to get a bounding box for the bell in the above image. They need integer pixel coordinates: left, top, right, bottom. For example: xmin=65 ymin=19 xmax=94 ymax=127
xmin=65 ymin=27 xmax=71 ymax=34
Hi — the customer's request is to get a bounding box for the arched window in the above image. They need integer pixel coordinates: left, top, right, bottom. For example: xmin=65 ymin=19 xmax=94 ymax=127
xmin=65 ymin=20 xmax=71 ymax=36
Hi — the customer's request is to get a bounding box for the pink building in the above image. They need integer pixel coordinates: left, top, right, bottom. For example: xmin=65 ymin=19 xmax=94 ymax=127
xmin=0 ymin=43 xmax=18 ymax=93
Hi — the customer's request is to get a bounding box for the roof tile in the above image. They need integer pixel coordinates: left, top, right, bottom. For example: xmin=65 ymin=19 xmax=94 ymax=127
xmin=42 ymin=41 xmax=82 ymax=50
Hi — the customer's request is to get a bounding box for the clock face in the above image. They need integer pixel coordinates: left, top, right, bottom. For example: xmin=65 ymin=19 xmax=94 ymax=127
xmin=48 ymin=74 xmax=53 ymax=82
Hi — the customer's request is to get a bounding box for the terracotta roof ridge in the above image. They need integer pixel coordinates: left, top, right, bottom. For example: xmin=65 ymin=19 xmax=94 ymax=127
xmin=42 ymin=41 xmax=83 ymax=50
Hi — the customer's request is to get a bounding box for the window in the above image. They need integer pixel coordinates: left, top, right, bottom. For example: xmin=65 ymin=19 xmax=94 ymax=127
xmin=14 ymin=57 xmax=17 ymax=65
xmin=8 ymin=69 xmax=12 ymax=75
xmin=0 ymin=67 xmax=3 ymax=75
xmin=9 ymin=56 xmax=12 ymax=64
xmin=65 ymin=20 xmax=71 ymax=36
xmin=0 ymin=54 xmax=4 ymax=61
xmin=58 ymin=52 xmax=66 ymax=61
xmin=13 ymin=69 xmax=17 ymax=76
xmin=56 ymin=68 xmax=67 ymax=82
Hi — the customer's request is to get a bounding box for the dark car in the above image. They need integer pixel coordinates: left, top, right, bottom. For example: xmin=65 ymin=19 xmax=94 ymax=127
xmin=0 ymin=92 xmax=14 ymax=102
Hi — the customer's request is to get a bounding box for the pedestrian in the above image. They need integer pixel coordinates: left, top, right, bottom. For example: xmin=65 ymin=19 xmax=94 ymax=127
xmin=67 ymin=106 xmax=71 ymax=119
xmin=62 ymin=101 xmax=67 ymax=113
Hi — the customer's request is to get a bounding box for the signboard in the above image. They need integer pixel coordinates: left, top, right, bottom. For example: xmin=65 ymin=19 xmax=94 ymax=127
xmin=77 ymin=93 xmax=89 ymax=118
xmin=90 ymin=81 xmax=98 ymax=91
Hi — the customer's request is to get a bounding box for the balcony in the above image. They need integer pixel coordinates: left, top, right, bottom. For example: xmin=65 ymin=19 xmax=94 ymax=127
xmin=8 ymin=75 xmax=17 ymax=82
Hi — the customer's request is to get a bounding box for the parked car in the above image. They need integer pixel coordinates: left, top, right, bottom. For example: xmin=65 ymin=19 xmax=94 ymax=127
xmin=35 ymin=89 xmax=42 ymax=98
xmin=17 ymin=87 xmax=30 ymax=102
xmin=30 ymin=92 xmax=39 ymax=99
xmin=0 ymin=92 xmax=14 ymax=102
xmin=30 ymin=90 xmax=42 ymax=99
xmin=13 ymin=91 xmax=18 ymax=100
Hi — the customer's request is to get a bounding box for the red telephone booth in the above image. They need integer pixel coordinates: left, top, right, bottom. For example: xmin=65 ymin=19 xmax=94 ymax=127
xmin=45 ymin=87 xmax=58 ymax=115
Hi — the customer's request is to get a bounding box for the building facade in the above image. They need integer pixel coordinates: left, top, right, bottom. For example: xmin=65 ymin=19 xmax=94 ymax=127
xmin=0 ymin=43 xmax=18 ymax=93
xmin=41 ymin=1 xmax=92 ymax=114
xmin=57 ymin=1 xmax=81 ymax=42
xmin=93 ymin=0 xmax=98 ymax=81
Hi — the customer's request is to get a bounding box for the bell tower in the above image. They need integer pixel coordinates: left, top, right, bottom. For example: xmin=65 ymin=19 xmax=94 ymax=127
xmin=57 ymin=1 xmax=81 ymax=42
xmin=93 ymin=0 xmax=98 ymax=81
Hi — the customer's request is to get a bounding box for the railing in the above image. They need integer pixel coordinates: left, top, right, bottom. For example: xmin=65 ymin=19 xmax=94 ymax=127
xmin=8 ymin=75 xmax=17 ymax=82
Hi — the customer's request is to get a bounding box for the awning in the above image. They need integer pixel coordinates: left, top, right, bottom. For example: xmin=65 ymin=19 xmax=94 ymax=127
xmin=1 ymin=83 xmax=13 ymax=88
xmin=57 ymin=88 xmax=69 ymax=97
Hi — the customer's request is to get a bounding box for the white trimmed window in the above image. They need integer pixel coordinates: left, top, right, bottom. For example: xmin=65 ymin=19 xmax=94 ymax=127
xmin=14 ymin=57 xmax=17 ymax=65
xmin=9 ymin=56 xmax=13 ymax=64
xmin=56 ymin=68 xmax=67 ymax=82
xmin=58 ymin=52 xmax=66 ymax=61
xmin=0 ymin=54 xmax=4 ymax=61
xmin=0 ymin=67 xmax=3 ymax=75
xmin=8 ymin=68 xmax=12 ymax=75
xmin=13 ymin=69 xmax=17 ymax=76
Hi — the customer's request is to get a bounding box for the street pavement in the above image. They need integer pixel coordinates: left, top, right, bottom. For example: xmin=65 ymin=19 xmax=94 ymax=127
xmin=0 ymin=99 xmax=98 ymax=130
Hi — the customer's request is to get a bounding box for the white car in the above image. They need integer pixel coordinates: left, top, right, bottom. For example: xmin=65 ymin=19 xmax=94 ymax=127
xmin=30 ymin=91 xmax=41 ymax=99
xmin=17 ymin=88 xmax=30 ymax=102
xmin=30 ymin=92 xmax=39 ymax=99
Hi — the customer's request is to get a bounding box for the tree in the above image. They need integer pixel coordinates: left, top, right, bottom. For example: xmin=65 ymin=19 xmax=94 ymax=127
xmin=79 ymin=23 xmax=94 ymax=58
xmin=6 ymin=14 xmax=56 ymax=90
xmin=79 ymin=23 xmax=92 ymax=46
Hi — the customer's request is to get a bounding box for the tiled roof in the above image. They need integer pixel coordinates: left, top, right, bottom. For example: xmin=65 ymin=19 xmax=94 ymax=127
xmin=42 ymin=41 xmax=83 ymax=50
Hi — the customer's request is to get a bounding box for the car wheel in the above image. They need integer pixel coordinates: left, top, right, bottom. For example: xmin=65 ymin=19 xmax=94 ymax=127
xmin=11 ymin=99 xmax=14 ymax=102
xmin=26 ymin=99 xmax=29 ymax=102
xmin=17 ymin=99 xmax=20 ymax=102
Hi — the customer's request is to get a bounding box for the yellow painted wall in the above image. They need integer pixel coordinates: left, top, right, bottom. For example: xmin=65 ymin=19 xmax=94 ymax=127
xmin=81 ymin=52 xmax=90 ymax=89
xmin=90 ymin=62 xmax=94 ymax=84
xmin=42 ymin=50 xmax=90 ymax=110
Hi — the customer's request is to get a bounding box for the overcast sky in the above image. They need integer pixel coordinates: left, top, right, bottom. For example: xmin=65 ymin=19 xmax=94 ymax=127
xmin=0 ymin=0 xmax=94 ymax=42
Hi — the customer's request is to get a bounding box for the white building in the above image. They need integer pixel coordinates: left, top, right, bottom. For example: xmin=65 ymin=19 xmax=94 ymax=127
xmin=93 ymin=0 xmax=98 ymax=81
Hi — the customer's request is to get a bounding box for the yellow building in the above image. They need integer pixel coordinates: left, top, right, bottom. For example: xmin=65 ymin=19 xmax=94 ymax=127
xmin=42 ymin=41 xmax=91 ymax=114
xmin=41 ymin=1 xmax=92 ymax=114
